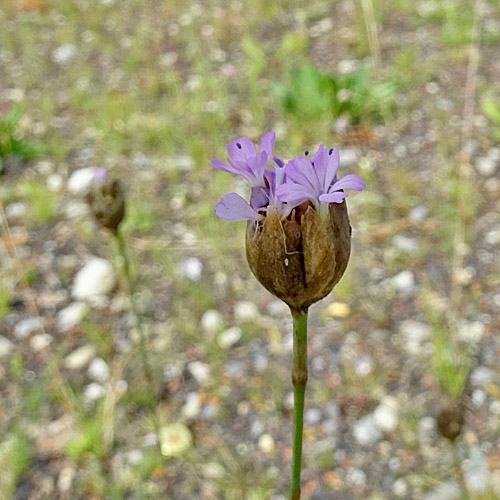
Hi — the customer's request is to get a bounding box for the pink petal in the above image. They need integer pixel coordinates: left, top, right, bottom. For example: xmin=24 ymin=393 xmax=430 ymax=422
xmin=260 ymin=132 xmax=276 ymax=159
xmin=215 ymin=193 xmax=263 ymax=221
xmin=227 ymin=137 xmax=257 ymax=162
xmin=319 ymin=191 xmax=348 ymax=203
xmin=330 ymin=174 xmax=366 ymax=192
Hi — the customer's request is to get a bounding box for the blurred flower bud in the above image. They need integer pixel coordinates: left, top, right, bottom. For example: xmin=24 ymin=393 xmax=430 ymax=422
xmin=245 ymin=200 xmax=351 ymax=313
xmin=437 ymin=399 xmax=465 ymax=441
xmin=86 ymin=177 xmax=126 ymax=233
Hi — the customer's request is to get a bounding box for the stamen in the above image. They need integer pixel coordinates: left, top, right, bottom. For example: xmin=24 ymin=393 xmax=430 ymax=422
xmin=329 ymin=148 xmax=334 ymax=155
xmin=304 ymin=150 xmax=309 ymax=156
xmin=236 ymin=143 xmax=242 ymax=149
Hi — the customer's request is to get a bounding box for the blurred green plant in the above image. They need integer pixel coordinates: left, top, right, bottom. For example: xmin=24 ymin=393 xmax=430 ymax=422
xmin=0 ymin=288 xmax=10 ymax=321
xmin=23 ymin=180 xmax=60 ymax=225
xmin=0 ymin=430 xmax=31 ymax=500
xmin=272 ymin=63 xmax=398 ymax=125
xmin=0 ymin=105 xmax=40 ymax=174
xmin=482 ymin=95 xmax=500 ymax=141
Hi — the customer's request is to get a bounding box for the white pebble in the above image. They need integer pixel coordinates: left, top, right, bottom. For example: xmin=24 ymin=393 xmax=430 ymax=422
xmin=57 ymin=302 xmax=89 ymax=332
xmin=52 ymin=44 xmax=77 ymax=65
xmin=67 ymin=167 xmax=98 ymax=196
xmin=84 ymin=383 xmax=107 ymax=402
xmin=87 ymin=358 xmax=110 ymax=381
xmin=373 ymin=402 xmax=399 ymax=432
xmin=217 ymin=327 xmax=242 ymax=349
xmin=0 ymin=336 xmax=13 ymax=357
xmin=187 ymin=361 xmax=211 ymax=384
xmin=200 ymin=309 xmax=223 ymax=334
xmin=353 ymin=414 xmax=382 ymax=446
xmin=72 ymin=257 xmax=117 ymax=303
xmin=178 ymin=257 xmax=203 ymax=281
xmin=15 ymin=317 xmax=43 ymax=339
xmin=392 ymin=271 xmax=417 ymax=295
xmin=234 ymin=301 xmax=259 ymax=323
xmin=64 ymin=344 xmax=96 ymax=370
xmin=30 ymin=334 xmax=53 ymax=351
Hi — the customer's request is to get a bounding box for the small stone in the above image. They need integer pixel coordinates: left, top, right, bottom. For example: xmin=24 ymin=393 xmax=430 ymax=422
xmin=459 ymin=321 xmax=485 ymax=343
xmin=470 ymin=366 xmax=496 ymax=387
xmin=57 ymin=302 xmax=89 ymax=332
xmin=72 ymin=257 xmax=117 ymax=302
xmin=200 ymin=309 xmax=223 ymax=334
xmin=409 ymin=206 xmax=428 ymax=221
xmin=128 ymin=449 xmax=143 ymax=465
xmin=252 ymin=352 xmax=268 ymax=372
xmin=182 ymin=391 xmax=201 ymax=419
xmin=64 ymin=344 xmax=96 ymax=370
xmin=0 ymin=336 xmax=13 ymax=357
xmin=353 ymin=355 xmax=373 ymax=376
xmin=475 ymin=156 xmax=497 ymax=177
xmin=373 ymin=401 xmax=399 ymax=432
xmin=392 ymin=271 xmax=417 ymax=294
xmin=201 ymin=462 xmax=225 ymax=479
xmin=52 ymin=44 xmax=77 ymax=65
xmin=472 ymin=389 xmax=487 ymax=407
xmin=143 ymin=432 xmax=158 ymax=446
xmin=399 ymin=320 xmax=431 ymax=355
xmin=30 ymin=334 xmax=53 ymax=351
xmin=15 ymin=317 xmax=43 ymax=339
xmin=327 ymin=302 xmax=350 ymax=318
xmin=339 ymin=149 xmax=358 ymax=167
xmin=393 ymin=478 xmax=408 ymax=497
xmin=485 ymin=228 xmax=500 ymax=246
xmin=187 ymin=361 xmax=211 ymax=384
xmin=177 ymin=257 xmax=202 ymax=282
xmin=465 ymin=467 xmax=491 ymax=493
xmin=304 ymin=408 xmax=322 ymax=426
xmin=393 ymin=235 xmax=419 ymax=253
xmin=87 ymin=358 xmax=110 ymax=381
xmin=84 ymin=383 xmax=107 ymax=402
xmin=57 ymin=467 xmax=76 ymax=493
xmin=224 ymin=360 xmax=243 ymax=378
xmin=64 ymin=200 xmax=88 ymax=218
xmin=234 ymin=301 xmax=259 ymax=323
xmin=5 ymin=202 xmax=26 ymax=220
xmin=47 ymin=174 xmax=63 ymax=191
xmin=258 ymin=434 xmax=275 ymax=454
xmin=423 ymin=481 xmax=460 ymax=500
xmin=353 ymin=414 xmax=383 ymax=446
xmin=217 ymin=327 xmax=242 ymax=349
xmin=68 ymin=167 xmax=97 ymax=195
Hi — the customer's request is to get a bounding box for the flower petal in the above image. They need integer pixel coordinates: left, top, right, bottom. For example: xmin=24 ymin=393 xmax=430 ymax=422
xmin=250 ymin=186 xmax=268 ymax=210
xmin=319 ymin=191 xmax=348 ymax=203
xmin=246 ymin=151 xmax=268 ymax=185
xmin=211 ymin=158 xmax=241 ymax=176
xmin=330 ymin=174 xmax=366 ymax=192
xmin=285 ymin=157 xmax=322 ymax=192
xmin=276 ymin=182 xmax=316 ymax=206
xmin=260 ymin=132 xmax=275 ymax=159
xmin=227 ymin=137 xmax=257 ymax=162
xmin=274 ymin=156 xmax=285 ymax=168
xmin=215 ymin=193 xmax=263 ymax=221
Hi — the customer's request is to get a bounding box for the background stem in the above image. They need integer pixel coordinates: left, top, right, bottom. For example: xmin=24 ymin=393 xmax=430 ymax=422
xmin=290 ymin=309 xmax=308 ymax=500
xmin=114 ymin=229 xmax=159 ymax=431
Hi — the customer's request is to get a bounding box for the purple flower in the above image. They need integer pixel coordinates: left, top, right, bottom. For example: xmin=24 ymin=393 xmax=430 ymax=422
xmin=211 ymin=132 xmax=275 ymax=187
xmin=276 ymin=145 xmax=365 ymax=210
xmin=94 ymin=167 xmax=107 ymax=184
xmin=215 ymin=166 xmax=291 ymax=221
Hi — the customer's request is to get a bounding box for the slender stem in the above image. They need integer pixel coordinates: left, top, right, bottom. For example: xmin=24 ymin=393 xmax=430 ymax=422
xmin=290 ymin=308 xmax=308 ymax=500
xmin=114 ymin=229 xmax=159 ymax=430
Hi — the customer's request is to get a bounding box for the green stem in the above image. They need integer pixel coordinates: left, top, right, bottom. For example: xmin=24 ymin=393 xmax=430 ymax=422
xmin=290 ymin=308 xmax=308 ymax=500
xmin=114 ymin=229 xmax=159 ymax=430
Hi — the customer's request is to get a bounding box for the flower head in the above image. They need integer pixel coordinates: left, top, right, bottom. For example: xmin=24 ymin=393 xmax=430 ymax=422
xmin=276 ymin=145 xmax=366 ymax=213
xmin=213 ymin=135 xmax=365 ymax=311
xmin=211 ymin=132 xmax=275 ymax=187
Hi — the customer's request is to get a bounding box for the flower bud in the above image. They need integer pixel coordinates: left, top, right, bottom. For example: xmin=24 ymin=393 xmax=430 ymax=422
xmin=245 ymin=200 xmax=351 ymax=313
xmin=437 ymin=398 xmax=465 ymax=441
xmin=86 ymin=178 xmax=126 ymax=233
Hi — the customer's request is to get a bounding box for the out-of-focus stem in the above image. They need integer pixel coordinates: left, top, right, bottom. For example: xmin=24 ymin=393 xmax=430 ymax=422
xmin=289 ymin=308 xmax=308 ymax=500
xmin=114 ymin=229 xmax=158 ymax=430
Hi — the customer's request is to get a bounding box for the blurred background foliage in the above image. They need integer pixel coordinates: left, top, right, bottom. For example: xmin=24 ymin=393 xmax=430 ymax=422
xmin=1 ymin=0 xmax=500 ymax=499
